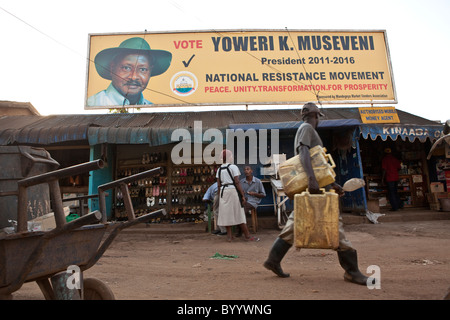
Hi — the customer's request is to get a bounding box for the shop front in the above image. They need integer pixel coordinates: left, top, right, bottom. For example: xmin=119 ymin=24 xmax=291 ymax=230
xmin=229 ymin=116 xmax=446 ymax=215
xmin=86 ymin=118 xmax=231 ymax=223
xmin=101 ymin=143 xmax=222 ymax=223
xmin=359 ymin=123 xmax=444 ymax=212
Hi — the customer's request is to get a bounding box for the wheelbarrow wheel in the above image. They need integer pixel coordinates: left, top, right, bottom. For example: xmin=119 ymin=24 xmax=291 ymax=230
xmin=83 ymin=277 xmax=115 ymax=300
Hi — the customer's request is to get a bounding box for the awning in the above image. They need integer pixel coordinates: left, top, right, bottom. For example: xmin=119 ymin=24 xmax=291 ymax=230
xmin=228 ymin=119 xmax=361 ymax=131
xmin=360 ymin=124 xmax=444 ymax=143
xmin=88 ymin=127 xmax=166 ymax=146
xmin=88 ymin=126 xmax=229 ymax=146
xmin=88 ymin=119 xmax=362 ymax=146
xmin=1 ymin=109 xmax=441 ymax=147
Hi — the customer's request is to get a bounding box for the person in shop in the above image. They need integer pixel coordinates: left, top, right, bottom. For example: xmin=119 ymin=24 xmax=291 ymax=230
xmin=263 ymin=102 xmax=370 ymax=285
xmin=202 ymin=182 xmax=227 ymax=235
xmin=381 ymin=148 xmax=403 ymax=211
xmin=235 ymin=166 xmax=266 ymax=236
xmin=216 ymin=149 xmax=260 ymax=242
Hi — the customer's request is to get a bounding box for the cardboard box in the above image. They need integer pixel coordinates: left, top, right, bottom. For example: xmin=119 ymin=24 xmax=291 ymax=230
xmin=430 ymin=182 xmax=444 ymax=193
xmin=426 ymin=192 xmax=450 ymax=211
xmin=29 ymin=207 xmax=70 ymax=231
xmin=427 ymin=192 xmax=450 ymax=203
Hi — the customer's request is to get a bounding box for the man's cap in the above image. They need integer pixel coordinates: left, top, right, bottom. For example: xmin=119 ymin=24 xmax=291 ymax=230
xmin=94 ymin=37 xmax=172 ymax=80
xmin=301 ymin=102 xmax=325 ymax=118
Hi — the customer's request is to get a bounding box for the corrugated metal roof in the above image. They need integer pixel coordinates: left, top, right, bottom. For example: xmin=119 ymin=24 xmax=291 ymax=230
xmin=0 ymin=108 xmax=441 ymax=146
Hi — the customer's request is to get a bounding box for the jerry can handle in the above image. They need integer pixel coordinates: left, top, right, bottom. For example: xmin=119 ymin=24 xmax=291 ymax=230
xmin=302 ymin=188 xmax=326 ymax=195
xmin=326 ymin=153 xmax=336 ymax=168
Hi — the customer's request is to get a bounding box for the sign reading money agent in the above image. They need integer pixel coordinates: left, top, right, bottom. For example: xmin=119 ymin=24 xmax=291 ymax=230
xmin=85 ymin=30 xmax=396 ymax=110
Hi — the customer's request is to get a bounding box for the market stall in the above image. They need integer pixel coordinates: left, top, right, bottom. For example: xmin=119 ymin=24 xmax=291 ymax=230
xmin=360 ymin=123 xmax=444 ymax=211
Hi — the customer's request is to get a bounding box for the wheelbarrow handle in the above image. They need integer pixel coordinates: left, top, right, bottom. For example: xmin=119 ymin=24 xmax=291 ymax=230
xmin=97 ymin=167 xmax=162 ymax=223
xmin=119 ymin=208 xmax=167 ymax=229
xmin=44 ymin=210 xmax=103 ymax=239
xmin=18 ymin=159 xmax=104 ymax=188
xmin=97 ymin=167 xmax=162 ymax=191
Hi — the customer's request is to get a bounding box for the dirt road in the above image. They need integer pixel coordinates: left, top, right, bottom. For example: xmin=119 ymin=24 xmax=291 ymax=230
xmin=12 ymin=219 xmax=450 ymax=300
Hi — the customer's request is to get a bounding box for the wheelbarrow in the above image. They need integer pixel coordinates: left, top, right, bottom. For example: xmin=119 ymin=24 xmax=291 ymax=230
xmin=0 ymin=158 xmax=166 ymax=300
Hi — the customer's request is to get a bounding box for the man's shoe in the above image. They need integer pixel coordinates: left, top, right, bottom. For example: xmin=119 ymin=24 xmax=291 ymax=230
xmin=337 ymin=250 xmax=369 ymax=286
xmin=263 ymin=237 xmax=292 ymax=278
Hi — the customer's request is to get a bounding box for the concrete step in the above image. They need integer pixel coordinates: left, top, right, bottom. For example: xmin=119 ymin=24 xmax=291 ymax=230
xmin=342 ymin=208 xmax=450 ymax=225
xmin=119 ymin=208 xmax=450 ymax=234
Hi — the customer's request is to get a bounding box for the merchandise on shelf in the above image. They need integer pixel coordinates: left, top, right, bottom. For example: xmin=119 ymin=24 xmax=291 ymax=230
xmin=114 ymin=150 xmax=220 ymax=223
xmin=170 ymin=165 xmax=218 ymax=218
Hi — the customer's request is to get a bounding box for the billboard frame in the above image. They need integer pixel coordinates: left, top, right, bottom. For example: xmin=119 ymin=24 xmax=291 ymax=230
xmin=84 ymin=29 xmax=397 ymax=110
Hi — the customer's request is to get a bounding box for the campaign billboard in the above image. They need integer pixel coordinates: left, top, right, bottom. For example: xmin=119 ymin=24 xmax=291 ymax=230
xmin=85 ymin=29 xmax=396 ymax=109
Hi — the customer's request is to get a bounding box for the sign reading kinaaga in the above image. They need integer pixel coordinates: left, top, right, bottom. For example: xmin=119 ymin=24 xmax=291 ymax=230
xmin=85 ymin=30 xmax=396 ymax=109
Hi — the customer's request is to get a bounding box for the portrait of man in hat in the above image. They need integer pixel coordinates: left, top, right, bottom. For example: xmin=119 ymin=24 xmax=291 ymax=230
xmin=87 ymin=37 xmax=172 ymax=107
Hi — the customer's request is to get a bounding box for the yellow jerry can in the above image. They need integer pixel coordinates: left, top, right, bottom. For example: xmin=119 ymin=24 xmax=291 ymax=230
xmin=278 ymin=145 xmax=336 ymax=199
xmin=294 ymin=190 xmax=340 ymax=250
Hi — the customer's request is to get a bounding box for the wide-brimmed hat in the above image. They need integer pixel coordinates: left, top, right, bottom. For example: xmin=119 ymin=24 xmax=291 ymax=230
xmin=94 ymin=37 xmax=172 ymax=80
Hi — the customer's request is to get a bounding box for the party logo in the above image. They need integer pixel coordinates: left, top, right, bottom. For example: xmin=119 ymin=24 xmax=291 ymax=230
xmin=170 ymin=71 xmax=198 ymax=96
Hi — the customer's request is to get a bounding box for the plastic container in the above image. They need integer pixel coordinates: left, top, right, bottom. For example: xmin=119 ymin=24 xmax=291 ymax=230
xmin=0 ymin=146 xmax=59 ymax=228
xmin=66 ymin=213 xmax=80 ymax=223
xmin=278 ymin=145 xmax=336 ymax=199
xmin=293 ymin=189 xmax=339 ymax=249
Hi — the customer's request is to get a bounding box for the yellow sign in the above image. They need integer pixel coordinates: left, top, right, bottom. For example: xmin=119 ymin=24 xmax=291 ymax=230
xmin=359 ymin=107 xmax=400 ymax=123
xmin=85 ymin=30 xmax=396 ymax=110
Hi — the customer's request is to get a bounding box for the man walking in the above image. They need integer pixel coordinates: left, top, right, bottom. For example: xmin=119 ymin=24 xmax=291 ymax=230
xmin=263 ymin=102 xmax=370 ymax=285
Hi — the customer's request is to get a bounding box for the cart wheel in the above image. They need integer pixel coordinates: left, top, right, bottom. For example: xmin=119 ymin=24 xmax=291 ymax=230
xmin=83 ymin=278 xmax=115 ymax=300
xmin=278 ymin=204 xmax=290 ymax=230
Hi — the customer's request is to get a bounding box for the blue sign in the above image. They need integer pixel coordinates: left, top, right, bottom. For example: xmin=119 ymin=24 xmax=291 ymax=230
xmin=360 ymin=124 xmax=443 ymax=142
